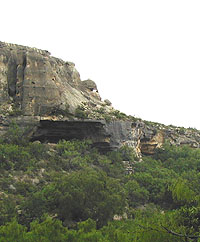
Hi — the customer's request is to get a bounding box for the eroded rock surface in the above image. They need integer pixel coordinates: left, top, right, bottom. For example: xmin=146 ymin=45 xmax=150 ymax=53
xmin=1 ymin=41 xmax=200 ymax=157
xmin=0 ymin=41 xmax=106 ymax=117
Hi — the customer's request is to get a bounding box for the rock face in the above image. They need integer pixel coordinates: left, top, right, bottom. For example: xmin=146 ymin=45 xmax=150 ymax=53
xmin=1 ymin=41 xmax=200 ymax=157
xmin=0 ymin=41 xmax=104 ymax=117
xmin=28 ymin=119 xmax=165 ymax=154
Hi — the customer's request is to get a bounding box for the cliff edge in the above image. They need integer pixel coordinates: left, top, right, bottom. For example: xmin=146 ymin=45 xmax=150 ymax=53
xmin=1 ymin=42 xmax=200 ymax=156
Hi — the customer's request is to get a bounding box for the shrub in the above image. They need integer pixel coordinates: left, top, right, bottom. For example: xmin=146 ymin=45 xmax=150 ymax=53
xmin=75 ymin=106 xmax=88 ymax=119
xmin=0 ymin=144 xmax=31 ymax=170
xmin=2 ymin=122 xmax=29 ymax=146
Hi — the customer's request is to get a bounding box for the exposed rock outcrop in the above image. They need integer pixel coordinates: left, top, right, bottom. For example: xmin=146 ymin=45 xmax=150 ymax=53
xmin=1 ymin=41 xmax=200 ymax=157
xmin=0 ymin=41 xmax=107 ymax=117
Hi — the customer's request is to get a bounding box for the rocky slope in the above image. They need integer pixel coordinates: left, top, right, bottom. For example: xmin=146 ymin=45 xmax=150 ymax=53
xmin=1 ymin=41 xmax=200 ymax=156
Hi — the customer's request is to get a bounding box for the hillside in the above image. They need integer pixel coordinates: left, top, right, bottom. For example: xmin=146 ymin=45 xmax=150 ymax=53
xmin=1 ymin=41 xmax=200 ymax=156
xmin=0 ymin=42 xmax=200 ymax=241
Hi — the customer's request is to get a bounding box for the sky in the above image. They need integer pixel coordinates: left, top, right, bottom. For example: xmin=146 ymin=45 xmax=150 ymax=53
xmin=1 ymin=0 xmax=200 ymax=129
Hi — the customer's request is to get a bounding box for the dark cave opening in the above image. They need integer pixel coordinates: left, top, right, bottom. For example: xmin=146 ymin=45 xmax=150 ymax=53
xmin=31 ymin=120 xmax=112 ymax=152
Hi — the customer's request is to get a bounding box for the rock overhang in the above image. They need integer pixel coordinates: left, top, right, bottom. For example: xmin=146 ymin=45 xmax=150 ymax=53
xmin=1 ymin=41 xmax=200 ymax=157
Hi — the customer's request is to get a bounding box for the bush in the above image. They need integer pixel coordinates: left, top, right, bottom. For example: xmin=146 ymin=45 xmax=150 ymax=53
xmin=0 ymin=144 xmax=31 ymax=170
xmin=1 ymin=122 xmax=29 ymax=146
xmin=75 ymin=106 xmax=88 ymax=119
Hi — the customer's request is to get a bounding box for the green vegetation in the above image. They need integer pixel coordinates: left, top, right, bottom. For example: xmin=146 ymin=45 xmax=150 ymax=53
xmin=75 ymin=106 xmax=89 ymax=119
xmin=50 ymin=104 xmax=73 ymax=118
xmin=1 ymin=124 xmax=200 ymax=241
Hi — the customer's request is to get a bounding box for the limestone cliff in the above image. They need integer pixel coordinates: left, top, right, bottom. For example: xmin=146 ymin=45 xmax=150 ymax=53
xmin=0 ymin=41 xmax=109 ymax=117
xmin=1 ymin=41 xmax=200 ymax=156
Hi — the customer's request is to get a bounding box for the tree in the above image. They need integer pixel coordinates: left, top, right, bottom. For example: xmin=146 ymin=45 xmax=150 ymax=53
xmin=0 ymin=219 xmax=27 ymax=242
xmin=26 ymin=216 xmax=68 ymax=242
xmin=44 ymin=168 xmax=126 ymax=227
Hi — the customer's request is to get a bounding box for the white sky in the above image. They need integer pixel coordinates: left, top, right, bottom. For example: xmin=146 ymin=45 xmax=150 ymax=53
xmin=1 ymin=0 xmax=200 ymax=129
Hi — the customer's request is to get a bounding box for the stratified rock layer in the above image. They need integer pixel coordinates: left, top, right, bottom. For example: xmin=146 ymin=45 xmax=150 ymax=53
xmin=0 ymin=41 xmax=103 ymax=116
xmin=1 ymin=41 xmax=200 ymax=156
